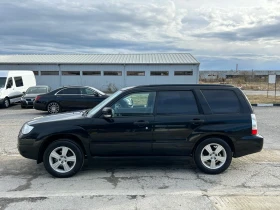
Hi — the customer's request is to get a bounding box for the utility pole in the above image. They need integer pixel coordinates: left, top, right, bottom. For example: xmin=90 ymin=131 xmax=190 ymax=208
xmin=236 ymin=64 xmax=238 ymax=72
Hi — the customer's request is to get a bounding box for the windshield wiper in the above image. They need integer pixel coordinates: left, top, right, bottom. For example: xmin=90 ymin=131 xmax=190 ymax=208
xmin=82 ymin=109 xmax=90 ymax=117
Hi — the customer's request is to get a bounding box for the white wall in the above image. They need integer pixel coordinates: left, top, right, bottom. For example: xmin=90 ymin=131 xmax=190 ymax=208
xmin=0 ymin=64 xmax=199 ymax=92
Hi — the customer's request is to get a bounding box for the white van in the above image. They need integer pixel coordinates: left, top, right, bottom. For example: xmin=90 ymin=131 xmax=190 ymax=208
xmin=0 ymin=71 xmax=36 ymax=108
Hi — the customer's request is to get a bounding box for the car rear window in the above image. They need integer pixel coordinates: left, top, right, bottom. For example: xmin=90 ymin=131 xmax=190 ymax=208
xmin=202 ymin=90 xmax=241 ymax=114
xmin=156 ymin=91 xmax=199 ymax=115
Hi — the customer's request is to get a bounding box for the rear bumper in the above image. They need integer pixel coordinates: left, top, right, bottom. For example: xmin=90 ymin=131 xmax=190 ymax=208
xmin=34 ymin=102 xmax=47 ymax=111
xmin=234 ymin=134 xmax=264 ymax=158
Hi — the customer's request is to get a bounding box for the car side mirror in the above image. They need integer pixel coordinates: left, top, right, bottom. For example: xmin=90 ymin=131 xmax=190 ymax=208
xmin=23 ymin=92 xmax=26 ymax=95
xmin=102 ymin=107 xmax=112 ymax=118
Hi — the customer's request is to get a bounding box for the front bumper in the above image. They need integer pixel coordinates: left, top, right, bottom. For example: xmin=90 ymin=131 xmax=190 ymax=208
xmin=21 ymin=100 xmax=34 ymax=107
xmin=234 ymin=134 xmax=264 ymax=157
xmin=18 ymin=134 xmax=40 ymax=161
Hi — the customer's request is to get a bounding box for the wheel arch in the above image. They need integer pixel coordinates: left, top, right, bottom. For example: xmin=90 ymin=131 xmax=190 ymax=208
xmin=37 ymin=134 xmax=87 ymax=163
xmin=192 ymin=134 xmax=235 ymax=156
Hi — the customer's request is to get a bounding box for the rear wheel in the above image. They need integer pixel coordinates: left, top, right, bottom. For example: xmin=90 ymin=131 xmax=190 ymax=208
xmin=43 ymin=140 xmax=84 ymax=178
xmin=194 ymin=138 xmax=232 ymax=174
xmin=47 ymin=102 xmax=60 ymax=114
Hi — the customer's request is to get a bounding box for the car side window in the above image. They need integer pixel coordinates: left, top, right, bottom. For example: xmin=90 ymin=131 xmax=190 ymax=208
xmin=6 ymin=77 xmax=13 ymax=89
xmin=81 ymin=88 xmax=97 ymax=95
xmin=201 ymin=90 xmax=241 ymax=114
xmin=112 ymin=92 xmax=156 ymax=117
xmin=14 ymin=77 xmax=23 ymax=87
xmin=57 ymin=88 xmax=80 ymax=95
xmin=156 ymin=91 xmax=199 ymax=115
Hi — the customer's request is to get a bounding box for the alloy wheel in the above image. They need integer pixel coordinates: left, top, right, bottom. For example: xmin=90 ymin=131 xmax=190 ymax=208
xmin=49 ymin=146 xmax=77 ymax=173
xmin=200 ymin=143 xmax=227 ymax=170
xmin=48 ymin=102 xmax=60 ymax=114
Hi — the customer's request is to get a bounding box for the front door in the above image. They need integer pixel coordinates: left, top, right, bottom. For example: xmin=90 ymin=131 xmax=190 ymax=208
xmin=153 ymin=90 xmax=205 ymax=156
xmin=80 ymin=87 xmax=104 ymax=109
xmin=89 ymin=91 xmax=156 ymax=156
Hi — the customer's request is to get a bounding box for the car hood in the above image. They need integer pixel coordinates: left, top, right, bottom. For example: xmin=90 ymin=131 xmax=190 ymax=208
xmin=27 ymin=111 xmax=85 ymax=125
xmin=23 ymin=93 xmax=40 ymax=98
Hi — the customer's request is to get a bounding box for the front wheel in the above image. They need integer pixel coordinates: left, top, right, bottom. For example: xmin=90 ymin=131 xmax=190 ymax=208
xmin=43 ymin=140 xmax=84 ymax=178
xmin=194 ymin=138 xmax=232 ymax=174
xmin=2 ymin=98 xmax=10 ymax=108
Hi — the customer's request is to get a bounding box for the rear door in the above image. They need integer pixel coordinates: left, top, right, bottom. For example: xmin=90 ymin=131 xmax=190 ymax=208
xmin=55 ymin=88 xmax=84 ymax=110
xmin=153 ymin=90 xmax=205 ymax=156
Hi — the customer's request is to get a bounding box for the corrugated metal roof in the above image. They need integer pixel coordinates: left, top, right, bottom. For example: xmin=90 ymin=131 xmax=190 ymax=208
xmin=0 ymin=53 xmax=199 ymax=64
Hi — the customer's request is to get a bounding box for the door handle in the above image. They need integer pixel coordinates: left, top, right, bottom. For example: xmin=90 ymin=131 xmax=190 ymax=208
xmin=190 ymin=119 xmax=204 ymax=125
xmin=134 ymin=121 xmax=150 ymax=127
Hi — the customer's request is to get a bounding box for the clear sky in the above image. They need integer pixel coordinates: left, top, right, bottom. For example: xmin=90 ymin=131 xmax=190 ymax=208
xmin=1 ymin=0 xmax=280 ymax=70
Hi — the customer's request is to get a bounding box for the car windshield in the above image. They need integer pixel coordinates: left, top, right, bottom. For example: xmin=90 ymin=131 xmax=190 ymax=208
xmin=87 ymin=90 xmax=122 ymax=117
xmin=0 ymin=77 xmax=6 ymax=88
xmin=26 ymin=87 xmax=48 ymax=94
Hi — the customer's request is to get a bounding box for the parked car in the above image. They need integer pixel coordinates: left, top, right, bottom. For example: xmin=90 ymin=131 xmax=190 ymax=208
xmin=21 ymin=86 xmax=51 ymax=108
xmin=33 ymin=86 xmax=109 ymax=114
xmin=18 ymin=84 xmax=263 ymax=178
xmin=0 ymin=71 xmax=36 ymax=108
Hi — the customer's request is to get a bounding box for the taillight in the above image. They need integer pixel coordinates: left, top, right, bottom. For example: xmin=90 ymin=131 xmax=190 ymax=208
xmin=35 ymin=96 xmax=41 ymax=101
xmin=251 ymin=114 xmax=258 ymax=135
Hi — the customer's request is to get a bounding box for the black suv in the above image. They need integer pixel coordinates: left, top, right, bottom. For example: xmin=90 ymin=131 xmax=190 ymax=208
xmin=18 ymin=85 xmax=263 ymax=178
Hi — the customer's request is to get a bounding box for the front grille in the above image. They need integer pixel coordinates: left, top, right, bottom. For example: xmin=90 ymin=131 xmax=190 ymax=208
xmin=25 ymin=98 xmax=35 ymax=102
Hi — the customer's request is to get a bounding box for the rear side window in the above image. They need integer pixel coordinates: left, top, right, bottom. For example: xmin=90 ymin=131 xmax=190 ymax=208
xmin=57 ymin=88 xmax=80 ymax=95
xmin=14 ymin=77 xmax=23 ymax=87
xmin=156 ymin=91 xmax=199 ymax=115
xmin=202 ymin=90 xmax=241 ymax=114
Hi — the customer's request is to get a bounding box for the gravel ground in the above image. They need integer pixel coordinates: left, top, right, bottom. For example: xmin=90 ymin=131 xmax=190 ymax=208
xmin=0 ymin=105 xmax=280 ymax=210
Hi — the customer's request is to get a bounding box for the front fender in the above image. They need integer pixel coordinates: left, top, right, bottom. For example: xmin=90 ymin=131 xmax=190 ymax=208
xmin=36 ymin=125 xmax=92 ymax=161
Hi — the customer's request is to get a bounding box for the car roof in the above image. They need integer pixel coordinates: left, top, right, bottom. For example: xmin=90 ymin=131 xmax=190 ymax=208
xmin=28 ymin=85 xmax=50 ymax=88
xmin=121 ymin=84 xmax=235 ymax=91
xmin=61 ymin=86 xmax=94 ymax=88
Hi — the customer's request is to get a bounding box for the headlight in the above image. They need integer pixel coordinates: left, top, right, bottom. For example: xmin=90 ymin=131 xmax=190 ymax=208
xmin=21 ymin=97 xmax=25 ymax=101
xmin=21 ymin=124 xmax=34 ymax=134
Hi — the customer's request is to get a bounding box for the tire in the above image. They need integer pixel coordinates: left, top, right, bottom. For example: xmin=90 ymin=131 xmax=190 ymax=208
xmin=2 ymin=98 xmax=10 ymax=108
xmin=47 ymin=102 xmax=61 ymax=114
xmin=21 ymin=104 xmax=26 ymax=108
xmin=43 ymin=140 xmax=84 ymax=178
xmin=194 ymin=138 xmax=232 ymax=174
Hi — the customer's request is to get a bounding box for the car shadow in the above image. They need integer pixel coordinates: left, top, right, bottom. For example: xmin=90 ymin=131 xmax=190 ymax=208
xmin=83 ymin=156 xmax=197 ymax=171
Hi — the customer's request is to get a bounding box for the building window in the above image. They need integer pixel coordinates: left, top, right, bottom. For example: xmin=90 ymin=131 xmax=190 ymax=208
xmin=14 ymin=77 xmax=24 ymax=87
xmin=150 ymin=71 xmax=169 ymax=76
xmin=104 ymin=71 xmax=122 ymax=76
xmin=174 ymin=71 xmax=193 ymax=76
xmin=62 ymin=71 xmax=80 ymax=76
xmin=82 ymin=71 xmax=101 ymax=76
xmin=41 ymin=71 xmax=59 ymax=76
xmin=127 ymin=71 xmax=145 ymax=76
xmin=33 ymin=71 xmax=39 ymax=76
